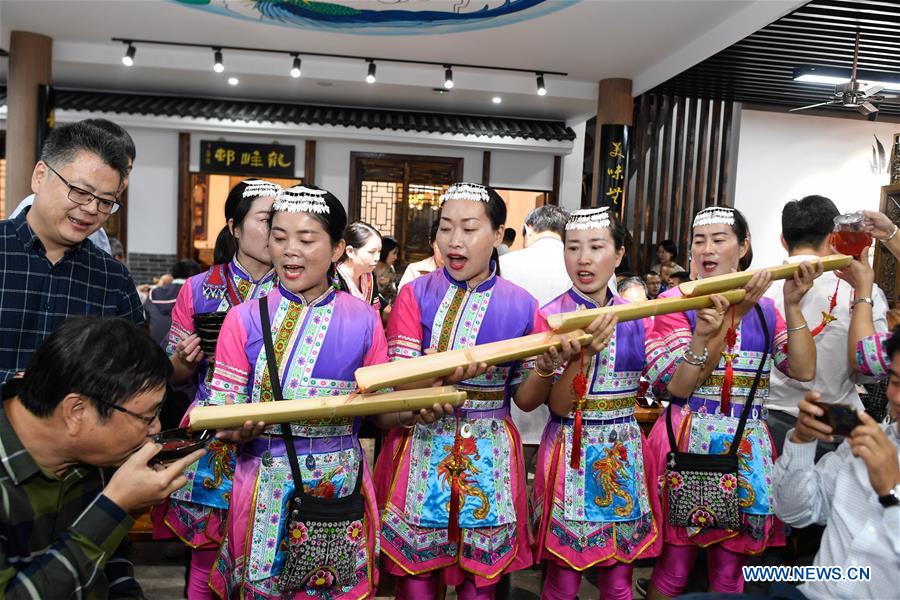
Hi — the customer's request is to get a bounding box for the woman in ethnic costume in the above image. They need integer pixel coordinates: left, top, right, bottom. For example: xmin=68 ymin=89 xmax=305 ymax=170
xmin=841 ymin=211 xmax=900 ymax=382
xmin=334 ymin=221 xmax=382 ymax=311
xmin=207 ymin=184 xmax=448 ymax=599
xmin=156 ymin=179 xmax=279 ymax=599
xmin=644 ymin=206 xmax=820 ymax=599
xmin=376 ymin=182 xmax=547 ymax=599
xmin=523 ymin=208 xmax=663 ymax=600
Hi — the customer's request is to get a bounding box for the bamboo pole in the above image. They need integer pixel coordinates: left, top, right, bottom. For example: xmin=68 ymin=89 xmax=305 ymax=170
xmin=547 ymin=289 xmax=747 ymax=332
xmin=679 ymin=254 xmax=852 ymax=297
xmin=189 ymin=386 xmax=466 ymax=430
xmin=355 ymin=331 xmax=595 ymax=392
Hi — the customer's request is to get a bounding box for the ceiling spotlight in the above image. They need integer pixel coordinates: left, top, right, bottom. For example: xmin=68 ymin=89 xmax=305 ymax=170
xmin=536 ymin=73 xmax=547 ymax=96
xmin=444 ymin=66 xmax=454 ymax=90
xmin=227 ymin=76 xmax=239 ymax=86
xmin=492 ymin=96 xmax=502 ymax=104
xmin=121 ymin=43 xmax=136 ymax=67
xmin=213 ymin=48 xmax=224 ymax=73
xmin=366 ymin=60 xmax=376 ymax=84
xmin=290 ymin=54 xmax=302 ymax=78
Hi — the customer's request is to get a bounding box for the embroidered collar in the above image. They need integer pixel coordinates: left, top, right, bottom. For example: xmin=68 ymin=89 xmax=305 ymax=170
xmin=336 ymin=262 xmax=374 ymax=303
xmin=568 ymin=285 xmax=614 ymax=309
xmin=230 ymin=256 xmax=275 ymax=285
xmin=278 ymin=282 xmax=334 ymax=308
xmin=442 ymin=261 xmax=498 ymax=293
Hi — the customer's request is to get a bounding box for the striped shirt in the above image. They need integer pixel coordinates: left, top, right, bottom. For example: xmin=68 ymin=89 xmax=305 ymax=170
xmin=0 ymin=398 xmax=141 ymax=599
xmin=774 ymin=424 xmax=900 ymax=599
xmin=0 ymin=209 xmax=143 ymax=383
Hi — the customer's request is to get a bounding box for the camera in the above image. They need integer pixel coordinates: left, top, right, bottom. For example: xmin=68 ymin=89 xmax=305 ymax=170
xmin=813 ymin=402 xmax=861 ymax=437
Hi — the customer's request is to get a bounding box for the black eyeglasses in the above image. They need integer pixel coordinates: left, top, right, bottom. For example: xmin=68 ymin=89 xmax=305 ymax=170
xmin=45 ymin=163 xmax=122 ymax=215
xmin=94 ymin=397 xmax=163 ymax=427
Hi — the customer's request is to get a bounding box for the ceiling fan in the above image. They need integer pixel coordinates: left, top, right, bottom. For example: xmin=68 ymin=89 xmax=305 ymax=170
xmin=791 ymin=31 xmax=899 ymax=119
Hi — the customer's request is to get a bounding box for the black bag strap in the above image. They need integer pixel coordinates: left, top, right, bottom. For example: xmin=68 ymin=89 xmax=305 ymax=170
xmin=258 ymin=297 xmax=363 ymax=499
xmin=260 ymin=297 xmax=306 ymax=494
xmin=667 ymin=303 xmax=770 ymax=456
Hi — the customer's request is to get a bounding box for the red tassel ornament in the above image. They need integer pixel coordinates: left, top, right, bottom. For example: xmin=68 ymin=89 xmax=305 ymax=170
xmin=448 ymin=474 xmax=461 ymax=544
xmin=721 ymin=309 xmax=737 ymax=415
xmin=809 ymin=279 xmax=840 ymax=338
xmin=570 ymin=349 xmax=588 ymax=469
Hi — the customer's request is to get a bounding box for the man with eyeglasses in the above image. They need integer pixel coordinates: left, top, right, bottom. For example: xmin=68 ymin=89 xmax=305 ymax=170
xmin=0 ymin=317 xmax=205 ymax=598
xmin=8 ymin=118 xmax=136 ymax=256
xmin=0 ymin=119 xmax=143 ymax=383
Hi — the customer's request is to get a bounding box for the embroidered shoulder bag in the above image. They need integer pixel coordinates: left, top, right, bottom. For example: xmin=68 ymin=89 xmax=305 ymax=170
xmin=665 ymin=303 xmax=769 ymax=531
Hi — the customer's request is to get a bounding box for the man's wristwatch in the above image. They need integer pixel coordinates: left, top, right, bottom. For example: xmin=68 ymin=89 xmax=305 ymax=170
xmin=878 ymin=484 xmax=900 ymax=508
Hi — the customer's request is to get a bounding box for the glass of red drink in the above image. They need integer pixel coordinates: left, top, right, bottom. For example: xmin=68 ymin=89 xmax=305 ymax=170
xmin=833 ymin=212 xmax=872 ymax=259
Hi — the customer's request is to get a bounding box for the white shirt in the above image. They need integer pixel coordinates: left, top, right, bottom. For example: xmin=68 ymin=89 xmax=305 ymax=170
xmin=500 ymin=236 xmax=572 ymax=444
xmin=773 ymin=425 xmax=900 ymax=600
xmin=500 ymin=236 xmax=571 ymax=307
xmin=765 ymin=254 xmax=889 ymax=416
xmin=397 ymin=256 xmax=438 ymax=290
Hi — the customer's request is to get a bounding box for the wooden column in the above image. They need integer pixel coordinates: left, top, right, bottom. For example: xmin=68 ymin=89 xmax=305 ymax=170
xmin=550 ymin=155 xmax=561 ymax=205
xmin=176 ymin=132 xmax=192 ymax=260
xmin=481 ymin=151 xmax=491 ymax=186
xmin=304 ymin=140 xmax=316 ymax=185
xmin=5 ymin=31 xmax=52 ymax=216
xmin=590 ymin=78 xmax=633 ymax=209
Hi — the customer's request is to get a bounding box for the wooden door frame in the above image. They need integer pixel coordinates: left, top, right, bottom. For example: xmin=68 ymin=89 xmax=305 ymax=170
xmin=348 ymin=152 xmax=464 ymax=223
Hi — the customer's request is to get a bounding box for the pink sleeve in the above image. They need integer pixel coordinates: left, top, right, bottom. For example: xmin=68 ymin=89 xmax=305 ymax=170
xmin=644 ymin=309 xmax=694 ymax=395
xmin=209 ymin=308 xmax=251 ymax=406
xmin=165 ymin=280 xmax=196 ymax=357
xmin=857 ymin=332 xmax=891 ymax=379
xmin=510 ymin=304 xmax=546 ymax=386
xmin=532 ymin=309 xmax=551 ymax=334
xmin=772 ymin=306 xmax=790 ymax=376
xmin=386 ymin=283 xmax=423 ymax=361
xmin=363 ymin=314 xmax=389 ymax=367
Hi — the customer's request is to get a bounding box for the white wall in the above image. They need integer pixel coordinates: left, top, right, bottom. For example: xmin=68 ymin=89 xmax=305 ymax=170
xmin=125 ymin=127 xmax=180 ymax=255
xmin=122 ymin=128 xmax=560 ymax=255
xmin=559 ymin=118 xmax=588 ymax=211
xmin=734 ymin=109 xmax=899 ymax=267
xmin=489 ymin=150 xmax=554 ymax=191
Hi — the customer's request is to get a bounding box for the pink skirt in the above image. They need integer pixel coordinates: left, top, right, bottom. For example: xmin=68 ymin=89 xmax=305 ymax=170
xmin=375 ymin=417 xmax=533 ymax=587
xmin=532 ymin=418 xmax=662 ymax=571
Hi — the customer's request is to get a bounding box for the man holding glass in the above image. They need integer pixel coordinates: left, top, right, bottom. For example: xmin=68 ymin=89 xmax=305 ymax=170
xmin=0 ymin=120 xmax=143 ymax=382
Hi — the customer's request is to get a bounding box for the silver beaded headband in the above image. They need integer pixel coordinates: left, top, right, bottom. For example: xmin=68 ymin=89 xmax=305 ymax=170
xmin=242 ymin=179 xmax=281 ymax=199
xmin=272 ymin=185 xmax=330 ymax=214
xmin=440 ymin=182 xmax=490 ymax=204
xmin=566 ymin=207 xmax=612 ymax=231
xmin=693 ymin=207 xmax=735 ymax=228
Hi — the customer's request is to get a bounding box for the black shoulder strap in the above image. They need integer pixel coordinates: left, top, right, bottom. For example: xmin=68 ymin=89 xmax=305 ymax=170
xmin=729 ymin=303 xmax=769 ymax=454
xmin=259 ymin=297 xmax=305 ymax=491
xmin=667 ymin=302 xmax=770 ymax=455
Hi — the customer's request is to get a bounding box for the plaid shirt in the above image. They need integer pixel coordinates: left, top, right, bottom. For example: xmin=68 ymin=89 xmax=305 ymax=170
xmin=0 ymin=397 xmax=142 ymax=598
xmin=0 ymin=209 xmax=143 ymax=382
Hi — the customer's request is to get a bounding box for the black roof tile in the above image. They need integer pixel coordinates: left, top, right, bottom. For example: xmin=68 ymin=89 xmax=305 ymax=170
xmin=0 ymin=87 xmax=575 ymax=142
